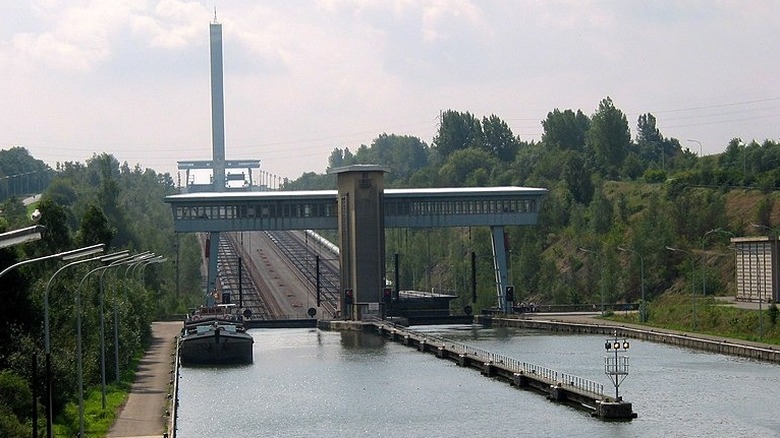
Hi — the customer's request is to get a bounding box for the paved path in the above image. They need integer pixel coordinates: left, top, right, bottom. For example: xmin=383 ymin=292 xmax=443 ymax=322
xmin=524 ymin=310 xmax=778 ymax=350
xmin=108 ymin=321 xmax=181 ymax=438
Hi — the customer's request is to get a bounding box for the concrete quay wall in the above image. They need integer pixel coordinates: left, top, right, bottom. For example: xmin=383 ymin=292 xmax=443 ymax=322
xmin=482 ymin=316 xmax=780 ymax=363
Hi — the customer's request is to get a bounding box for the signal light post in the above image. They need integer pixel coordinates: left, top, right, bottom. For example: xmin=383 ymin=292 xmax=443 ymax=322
xmin=604 ymin=330 xmax=630 ymax=400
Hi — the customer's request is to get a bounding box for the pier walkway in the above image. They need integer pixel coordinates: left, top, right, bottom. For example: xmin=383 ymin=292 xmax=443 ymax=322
xmin=356 ymin=320 xmax=636 ymax=420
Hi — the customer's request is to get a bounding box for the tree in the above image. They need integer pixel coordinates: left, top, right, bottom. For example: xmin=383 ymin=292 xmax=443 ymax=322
xmin=437 ymin=148 xmax=497 ymax=187
xmin=587 ymin=97 xmax=631 ymax=177
xmin=590 ymin=184 xmax=614 ymax=234
xmin=354 ymin=134 xmax=429 ymax=184
xmin=482 ymin=114 xmax=518 ymax=162
xmin=327 ymin=148 xmax=354 ymax=170
xmin=541 ymin=108 xmax=590 ymax=151
xmin=636 ymin=113 xmax=662 ymax=144
xmin=433 ymin=110 xmax=484 ymax=158
xmin=78 ymin=204 xmax=116 ymax=247
xmin=561 ymin=151 xmax=594 ymax=204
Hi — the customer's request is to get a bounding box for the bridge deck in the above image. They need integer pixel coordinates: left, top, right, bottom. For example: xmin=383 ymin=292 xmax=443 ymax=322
xmin=165 ymin=186 xmax=547 ymax=232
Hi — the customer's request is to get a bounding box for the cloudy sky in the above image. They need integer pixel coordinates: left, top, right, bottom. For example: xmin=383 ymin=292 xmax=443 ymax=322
xmin=2 ymin=1 xmax=778 ymax=183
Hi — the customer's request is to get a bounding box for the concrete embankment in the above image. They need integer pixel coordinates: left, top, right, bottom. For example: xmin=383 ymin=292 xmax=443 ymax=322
xmin=480 ymin=315 xmax=780 ymax=363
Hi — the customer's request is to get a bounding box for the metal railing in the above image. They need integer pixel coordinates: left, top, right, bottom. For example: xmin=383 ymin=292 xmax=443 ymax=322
xmin=379 ymin=322 xmax=604 ymax=398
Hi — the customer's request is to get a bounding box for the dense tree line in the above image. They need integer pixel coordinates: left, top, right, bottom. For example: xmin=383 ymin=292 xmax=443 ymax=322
xmin=0 ymin=147 xmax=52 ymax=202
xmin=292 ymin=97 xmax=778 ymax=313
xmin=0 ymin=150 xmax=202 ymax=437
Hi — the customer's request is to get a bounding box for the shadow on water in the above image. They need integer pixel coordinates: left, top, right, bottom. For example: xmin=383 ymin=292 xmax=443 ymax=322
xmin=339 ymin=330 xmax=385 ymax=350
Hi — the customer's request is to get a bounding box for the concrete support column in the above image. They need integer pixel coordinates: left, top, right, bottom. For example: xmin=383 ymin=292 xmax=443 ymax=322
xmin=490 ymin=226 xmax=511 ymax=312
xmin=332 ymin=165 xmax=388 ymax=320
xmin=206 ymin=231 xmax=220 ymax=306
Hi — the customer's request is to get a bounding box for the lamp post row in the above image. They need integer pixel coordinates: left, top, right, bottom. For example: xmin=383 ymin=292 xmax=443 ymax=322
xmin=0 ymin=243 xmax=163 ymax=438
xmin=581 ymin=228 xmax=732 ymax=329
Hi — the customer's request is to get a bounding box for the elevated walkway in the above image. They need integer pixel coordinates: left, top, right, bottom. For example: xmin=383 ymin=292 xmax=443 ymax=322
xmin=165 ymin=186 xmax=546 ymax=232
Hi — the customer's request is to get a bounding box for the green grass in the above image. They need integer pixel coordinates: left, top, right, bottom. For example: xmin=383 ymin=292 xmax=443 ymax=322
xmin=53 ymin=385 xmax=128 ymax=437
xmin=52 ymin=356 xmax=142 ymax=437
xmin=610 ymin=294 xmax=780 ymax=344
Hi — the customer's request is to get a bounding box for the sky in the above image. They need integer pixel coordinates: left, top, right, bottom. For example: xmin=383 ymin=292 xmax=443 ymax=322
xmin=1 ymin=1 xmax=779 ymax=185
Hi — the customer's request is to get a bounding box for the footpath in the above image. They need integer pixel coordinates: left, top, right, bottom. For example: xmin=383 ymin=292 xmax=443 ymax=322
xmin=515 ymin=311 xmax=780 ymax=362
xmin=107 ymin=321 xmax=181 ymax=438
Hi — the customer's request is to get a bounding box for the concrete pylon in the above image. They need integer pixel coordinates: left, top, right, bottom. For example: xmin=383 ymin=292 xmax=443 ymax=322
xmin=331 ymin=165 xmax=388 ymax=320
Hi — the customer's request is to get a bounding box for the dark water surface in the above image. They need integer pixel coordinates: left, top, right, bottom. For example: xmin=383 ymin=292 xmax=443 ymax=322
xmin=176 ymin=326 xmax=780 ymax=437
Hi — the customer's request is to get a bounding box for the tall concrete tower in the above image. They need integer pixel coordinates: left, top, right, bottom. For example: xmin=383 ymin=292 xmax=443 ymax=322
xmin=206 ymin=15 xmax=226 ymax=299
xmin=210 ymin=17 xmax=226 ymax=191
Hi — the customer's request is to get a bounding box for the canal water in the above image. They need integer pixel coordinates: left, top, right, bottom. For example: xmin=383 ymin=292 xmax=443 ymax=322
xmin=176 ymin=325 xmax=780 ymax=437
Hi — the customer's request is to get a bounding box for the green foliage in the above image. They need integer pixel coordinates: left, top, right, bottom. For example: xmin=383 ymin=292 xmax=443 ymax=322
xmin=612 ymin=296 xmax=780 ymax=345
xmin=437 ymin=148 xmax=498 ymax=187
xmin=482 ymin=114 xmax=519 ymax=162
xmin=285 ymin=102 xmax=780 ymax=320
xmin=0 ymin=371 xmax=33 ymax=438
xmin=643 ymin=168 xmax=666 ymax=183
xmin=541 ymin=108 xmax=590 ymax=152
xmin=0 ymin=151 xmax=199 ymax=435
xmin=78 ymin=204 xmax=116 ymax=247
xmin=587 ymin=97 xmax=631 ymax=178
xmin=433 ymin=110 xmax=484 ymax=158
xmin=0 ymin=147 xmax=52 ymax=202
xmin=754 ymin=196 xmax=773 ymax=226
xmin=769 ymin=303 xmax=779 ymax=326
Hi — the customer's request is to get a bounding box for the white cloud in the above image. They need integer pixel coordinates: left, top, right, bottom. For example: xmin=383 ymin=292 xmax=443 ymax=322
xmin=2 ymin=0 xmax=780 ymax=178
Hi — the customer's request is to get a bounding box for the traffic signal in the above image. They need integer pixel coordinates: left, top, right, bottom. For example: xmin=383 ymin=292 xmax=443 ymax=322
xmin=344 ymin=288 xmax=354 ymax=305
xmin=505 ymin=286 xmax=515 ymax=302
xmin=383 ymin=288 xmax=392 ymax=302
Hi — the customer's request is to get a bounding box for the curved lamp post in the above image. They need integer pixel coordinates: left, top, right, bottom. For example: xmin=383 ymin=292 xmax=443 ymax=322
xmin=50 ymin=250 xmax=128 ymax=438
xmin=1 ymin=243 xmax=106 ymax=438
xmin=617 ymin=246 xmax=645 ymax=322
xmin=110 ymin=252 xmax=154 ymax=383
xmin=96 ymin=253 xmax=150 ymax=408
xmin=687 ymin=138 xmax=703 ymax=158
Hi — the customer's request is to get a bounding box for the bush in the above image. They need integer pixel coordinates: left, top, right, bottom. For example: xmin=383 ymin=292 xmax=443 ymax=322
xmin=0 ymin=371 xmax=33 ymax=438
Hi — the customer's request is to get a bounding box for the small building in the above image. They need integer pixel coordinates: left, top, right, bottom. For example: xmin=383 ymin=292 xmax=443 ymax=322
xmin=730 ymin=236 xmax=779 ymax=303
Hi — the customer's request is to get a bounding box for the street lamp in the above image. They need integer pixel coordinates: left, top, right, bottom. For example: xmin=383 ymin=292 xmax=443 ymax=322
xmin=687 ymin=139 xmax=703 ymax=158
xmin=617 ymin=246 xmax=645 ymax=322
xmin=12 ymin=243 xmax=106 ymax=438
xmin=0 ymin=224 xmax=45 ymax=249
xmin=666 ymin=246 xmax=697 ymax=331
xmin=578 ymin=247 xmax=604 ymax=314
xmin=96 ymin=253 xmax=149 ymax=408
xmin=45 ymin=249 xmax=128 ymax=438
xmin=111 ymin=252 xmax=154 ymax=383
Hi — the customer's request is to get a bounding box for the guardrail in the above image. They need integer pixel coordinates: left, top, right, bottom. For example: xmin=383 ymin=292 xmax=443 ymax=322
xmin=378 ymin=322 xmax=604 ymax=398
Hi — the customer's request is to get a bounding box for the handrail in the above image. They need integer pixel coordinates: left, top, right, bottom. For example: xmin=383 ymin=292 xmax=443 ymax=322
xmin=378 ymin=321 xmax=604 ymax=398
